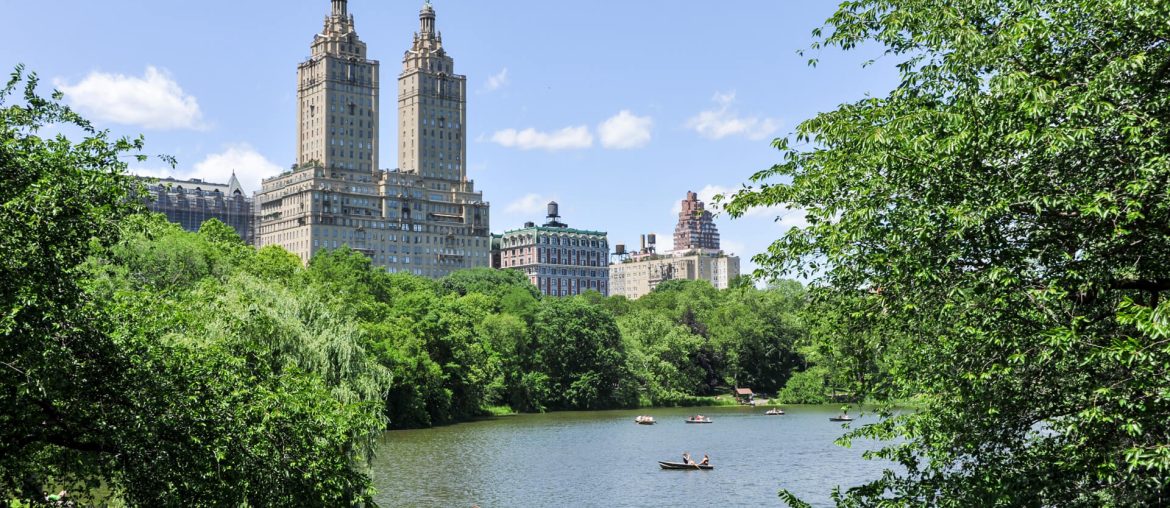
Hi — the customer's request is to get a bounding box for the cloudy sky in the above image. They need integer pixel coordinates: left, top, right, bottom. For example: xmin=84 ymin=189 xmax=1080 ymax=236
xmin=2 ymin=0 xmax=899 ymax=278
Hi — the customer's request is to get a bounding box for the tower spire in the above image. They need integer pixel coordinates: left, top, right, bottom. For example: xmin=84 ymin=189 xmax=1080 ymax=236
xmin=420 ymin=1 xmax=436 ymax=37
xmin=332 ymin=0 xmax=347 ymax=18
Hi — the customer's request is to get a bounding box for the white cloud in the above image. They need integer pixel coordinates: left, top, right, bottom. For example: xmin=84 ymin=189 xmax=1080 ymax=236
xmin=598 ymin=110 xmax=653 ymax=149
xmin=56 ymin=66 xmax=204 ymax=130
xmin=685 ymin=91 xmax=779 ymax=141
xmin=483 ymin=68 xmax=509 ymax=92
xmin=193 ymin=145 xmax=284 ymax=193
xmin=491 ymin=126 xmax=593 ymax=151
xmin=134 ymin=143 xmax=282 ymax=194
xmin=505 ymin=193 xmax=556 ymax=216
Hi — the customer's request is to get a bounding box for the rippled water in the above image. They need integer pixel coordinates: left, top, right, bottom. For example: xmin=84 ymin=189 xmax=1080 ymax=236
xmin=372 ymin=405 xmax=892 ymax=507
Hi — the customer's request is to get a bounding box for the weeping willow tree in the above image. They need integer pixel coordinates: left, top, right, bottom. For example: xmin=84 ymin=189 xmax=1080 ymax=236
xmin=82 ymin=213 xmax=395 ymax=505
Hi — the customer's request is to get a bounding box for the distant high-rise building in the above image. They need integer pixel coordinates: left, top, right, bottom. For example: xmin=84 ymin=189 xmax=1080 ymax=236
xmin=610 ymin=191 xmax=739 ymax=299
xmin=492 ymin=202 xmax=610 ymax=297
xmin=296 ymin=0 xmax=379 ymax=172
xmin=140 ymin=173 xmax=254 ymax=244
xmin=673 ymin=190 xmax=720 ymax=252
xmin=256 ymin=1 xmax=491 ymax=275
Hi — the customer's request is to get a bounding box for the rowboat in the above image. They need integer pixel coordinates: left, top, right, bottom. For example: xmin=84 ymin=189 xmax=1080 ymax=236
xmin=635 ymin=415 xmax=656 ymax=425
xmin=658 ymin=461 xmax=714 ymax=470
xmin=829 ymin=415 xmax=854 ymax=422
xmin=765 ymin=408 xmax=785 ymax=416
xmin=685 ymin=416 xmax=712 ymax=424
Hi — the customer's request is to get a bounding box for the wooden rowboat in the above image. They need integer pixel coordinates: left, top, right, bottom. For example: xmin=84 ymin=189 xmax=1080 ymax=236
xmin=658 ymin=461 xmax=714 ymax=470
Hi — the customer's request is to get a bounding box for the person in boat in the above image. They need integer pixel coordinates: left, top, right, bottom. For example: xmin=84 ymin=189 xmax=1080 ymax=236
xmin=682 ymin=452 xmax=692 ymax=465
xmin=699 ymin=454 xmax=710 ymax=466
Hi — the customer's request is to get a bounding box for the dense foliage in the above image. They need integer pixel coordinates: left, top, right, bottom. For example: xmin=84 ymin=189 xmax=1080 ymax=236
xmin=727 ymin=0 xmax=1170 ymax=505
xmin=1 ymin=68 xmax=389 ymax=506
xmin=293 ymin=262 xmax=811 ymax=427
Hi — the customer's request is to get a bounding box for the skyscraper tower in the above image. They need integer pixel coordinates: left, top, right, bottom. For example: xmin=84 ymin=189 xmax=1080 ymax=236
xmin=257 ymin=1 xmax=491 ymax=277
xmin=297 ymin=0 xmax=380 ymax=172
xmin=398 ymin=1 xmax=466 ymax=179
xmin=674 ymin=191 xmax=721 ymax=252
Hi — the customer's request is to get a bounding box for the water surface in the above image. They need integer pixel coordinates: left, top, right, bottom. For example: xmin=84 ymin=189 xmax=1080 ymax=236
xmin=373 ymin=405 xmax=890 ymax=507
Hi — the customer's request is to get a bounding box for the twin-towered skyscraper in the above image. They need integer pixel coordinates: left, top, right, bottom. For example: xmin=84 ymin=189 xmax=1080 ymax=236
xmin=257 ymin=0 xmax=490 ymax=276
xmin=254 ymin=1 xmax=737 ymax=292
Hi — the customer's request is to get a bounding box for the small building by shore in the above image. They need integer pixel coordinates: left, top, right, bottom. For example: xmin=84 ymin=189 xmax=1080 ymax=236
xmin=734 ymin=387 xmax=754 ymax=405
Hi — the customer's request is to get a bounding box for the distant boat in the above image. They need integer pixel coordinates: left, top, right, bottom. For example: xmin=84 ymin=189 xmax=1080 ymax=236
xmin=765 ymin=408 xmax=785 ymax=416
xmin=830 ymin=414 xmax=854 ymax=422
xmin=635 ymin=415 xmax=656 ymax=425
xmin=685 ymin=416 xmax=712 ymax=424
xmin=658 ymin=461 xmax=714 ymax=470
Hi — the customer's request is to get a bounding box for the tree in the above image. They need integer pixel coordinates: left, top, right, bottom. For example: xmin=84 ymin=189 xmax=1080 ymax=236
xmin=531 ymin=298 xmax=632 ymax=410
xmin=0 ymin=67 xmax=387 ymax=505
xmin=618 ymin=309 xmax=706 ymax=405
xmin=440 ymin=267 xmax=540 ymax=303
xmin=0 ymin=65 xmax=147 ymax=499
xmin=727 ymin=1 xmax=1170 ymax=505
xmin=785 ymin=291 xmax=898 ymax=403
xmin=707 ymin=283 xmax=806 ymax=393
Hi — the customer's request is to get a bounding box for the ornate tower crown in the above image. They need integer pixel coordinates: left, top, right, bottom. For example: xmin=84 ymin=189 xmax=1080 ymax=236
xmin=398 ymin=0 xmax=465 ymax=179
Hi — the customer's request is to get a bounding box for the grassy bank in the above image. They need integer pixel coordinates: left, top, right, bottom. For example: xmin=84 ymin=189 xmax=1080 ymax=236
xmin=482 ymin=405 xmax=518 ymax=417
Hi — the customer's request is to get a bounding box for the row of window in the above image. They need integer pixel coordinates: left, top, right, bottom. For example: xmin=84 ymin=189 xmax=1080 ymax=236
xmin=521 ymin=236 xmax=606 ymax=248
xmin=311 ymin=225 xmax=486 ymax=247
xmin=536 ymin=277 xmax=608 ymax=297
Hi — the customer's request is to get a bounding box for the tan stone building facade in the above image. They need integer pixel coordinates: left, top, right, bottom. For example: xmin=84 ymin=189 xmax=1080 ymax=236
xmin=608 ymin=252 xmax=740 ymax=299
xmin=256 ymin=1 xmax=491 ymax=276
xmin=296 ymin=0 xmax=379 ymax=172
xmin=398 ymin=3 xmax=465 ymax=180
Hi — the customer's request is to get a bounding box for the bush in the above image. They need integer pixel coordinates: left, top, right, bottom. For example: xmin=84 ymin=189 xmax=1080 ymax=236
xmin=776 ymin=367 xmax=830 ymax=404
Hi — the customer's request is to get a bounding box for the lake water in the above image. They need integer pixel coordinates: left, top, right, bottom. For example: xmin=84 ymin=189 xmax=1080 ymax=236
xmin=372 ymin=405 xmax=892 ymax=507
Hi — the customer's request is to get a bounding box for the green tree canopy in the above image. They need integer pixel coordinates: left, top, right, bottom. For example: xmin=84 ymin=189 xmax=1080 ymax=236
xmin=728 ymin=1 xmax=1170 ymax=505
xmin=532 ymin=298 xmax=632 ymax=410
xmin=1 ymin=67 xmax=389 ymax=505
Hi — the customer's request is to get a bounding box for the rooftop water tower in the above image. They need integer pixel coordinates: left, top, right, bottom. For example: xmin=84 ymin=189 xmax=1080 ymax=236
xmin=543 ymin=201 xmax=568 ymax=228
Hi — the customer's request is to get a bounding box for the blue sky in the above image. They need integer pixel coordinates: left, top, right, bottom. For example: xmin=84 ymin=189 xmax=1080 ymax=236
xmin=1 ymin=0 xmax=899 ymax=277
